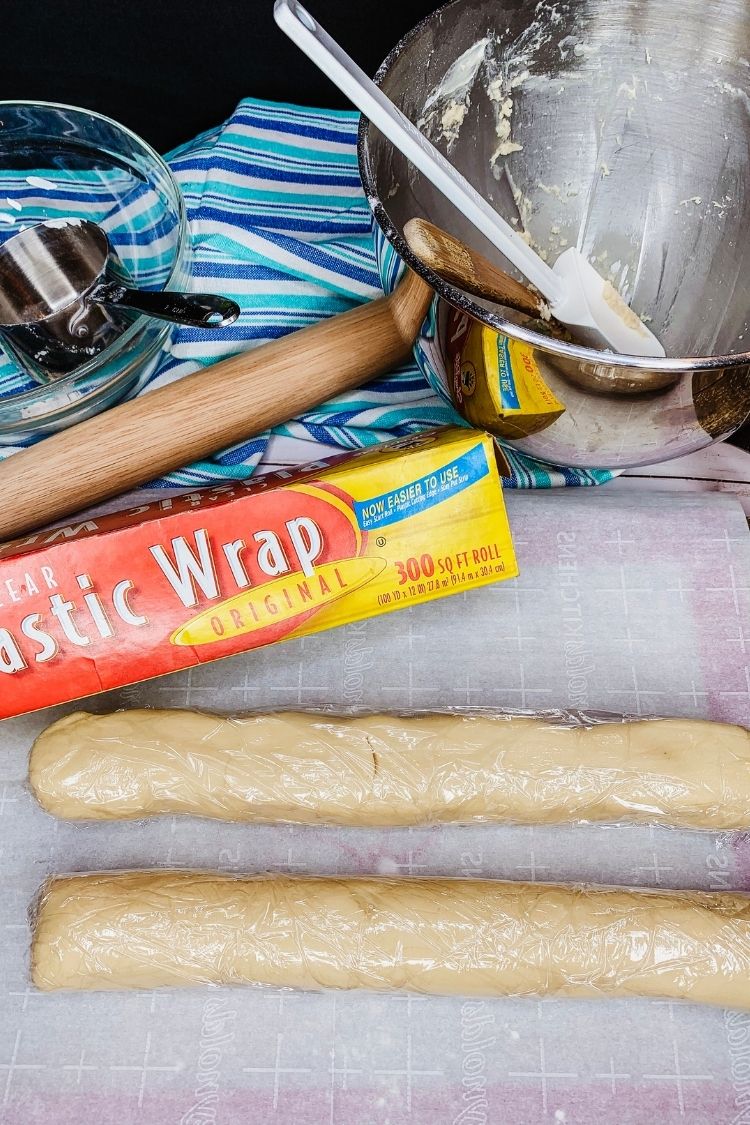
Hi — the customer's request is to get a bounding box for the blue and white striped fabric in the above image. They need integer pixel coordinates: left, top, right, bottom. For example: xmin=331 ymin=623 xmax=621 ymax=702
xmin=0 ymin=98 xmax=613 ymax=489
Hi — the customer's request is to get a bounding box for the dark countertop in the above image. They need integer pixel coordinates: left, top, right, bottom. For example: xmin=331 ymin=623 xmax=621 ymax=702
xmin=0 ymin=0 xmax=437 ymax=153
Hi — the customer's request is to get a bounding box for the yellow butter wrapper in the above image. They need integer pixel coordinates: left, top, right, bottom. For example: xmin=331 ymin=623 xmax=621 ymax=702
xmin=446 ymin=309 xmax=565 ymax=439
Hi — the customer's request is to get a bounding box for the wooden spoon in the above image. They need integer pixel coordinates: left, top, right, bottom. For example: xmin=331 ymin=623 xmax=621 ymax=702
xmin=404 ymin=217 xmax=557 ymax=326
xmin=0 ymin=269 xmax=433 ymax=542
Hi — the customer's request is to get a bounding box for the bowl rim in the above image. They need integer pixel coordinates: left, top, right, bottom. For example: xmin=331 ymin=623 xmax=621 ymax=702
xmin=356 ymin=0 xmax=750 ymax=374
xmin=0 ymin=99 xmax=188 ymax=401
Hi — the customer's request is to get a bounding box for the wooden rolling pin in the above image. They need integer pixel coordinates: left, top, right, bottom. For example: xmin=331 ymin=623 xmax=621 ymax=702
xmin=0 ymin=270 xmax=432 ymax=541
xmin=404 ymin=217 xmax=549 ymax=320
xmin=403 ymin=218 xmax=568 ymax=340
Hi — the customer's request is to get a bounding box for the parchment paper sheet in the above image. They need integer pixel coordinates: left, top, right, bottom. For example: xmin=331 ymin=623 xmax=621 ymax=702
xmin=1 ymin=488 xmax=748 ymax=1125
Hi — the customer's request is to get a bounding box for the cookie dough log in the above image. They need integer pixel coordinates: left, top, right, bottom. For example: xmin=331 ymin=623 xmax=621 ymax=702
xmin=29 ymin=709 xmax=750 ymax=828
xmin=31 ymin=871 xmax=750 ymax=1006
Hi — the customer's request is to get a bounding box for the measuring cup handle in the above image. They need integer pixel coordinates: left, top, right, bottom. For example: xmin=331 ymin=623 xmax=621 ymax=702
xmin=95 ymin=286 xmax=240 ymax=329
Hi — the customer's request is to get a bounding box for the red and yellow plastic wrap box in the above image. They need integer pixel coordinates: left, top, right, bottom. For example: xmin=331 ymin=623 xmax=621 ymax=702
xmin=0 ymin=427 xmax=518 ymax=719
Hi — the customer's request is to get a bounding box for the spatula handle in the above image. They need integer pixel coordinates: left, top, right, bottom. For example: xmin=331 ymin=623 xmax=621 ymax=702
xmin=273 ymin=0 xmax=563 ymax=303
xmin=0 ymin=270 xmax=433 ymax=541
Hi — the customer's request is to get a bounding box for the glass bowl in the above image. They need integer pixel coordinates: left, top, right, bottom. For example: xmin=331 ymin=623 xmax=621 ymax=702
xmin=0 ymin=101 xmax=190 ymax=441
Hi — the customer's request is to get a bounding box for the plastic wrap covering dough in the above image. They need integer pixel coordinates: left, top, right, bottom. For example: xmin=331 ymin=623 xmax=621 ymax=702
xmin=29 ymin=708 xmax=750 ymax=829
xmin=31 ymin=870 xmax=750 ymax=1007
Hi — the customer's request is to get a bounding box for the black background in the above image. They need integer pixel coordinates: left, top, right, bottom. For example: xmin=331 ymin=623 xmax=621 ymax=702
xmin=1 ymin=0 xmax=748 ymax=453
xmin=0 ymin=0 xmax=437 ymax=152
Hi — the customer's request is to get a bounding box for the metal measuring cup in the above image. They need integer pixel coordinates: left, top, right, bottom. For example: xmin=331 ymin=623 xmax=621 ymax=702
xmin=0 ymin=220 xmax=240 ymax=381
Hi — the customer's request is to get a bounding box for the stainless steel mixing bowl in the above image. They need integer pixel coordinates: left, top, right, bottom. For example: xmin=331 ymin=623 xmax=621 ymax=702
xmin=358 ymin=0 xmax=750 ymax=469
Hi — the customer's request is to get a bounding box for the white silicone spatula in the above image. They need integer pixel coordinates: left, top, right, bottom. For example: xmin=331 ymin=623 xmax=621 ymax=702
xmin=274 ymin=0 xmax=665 ymax=359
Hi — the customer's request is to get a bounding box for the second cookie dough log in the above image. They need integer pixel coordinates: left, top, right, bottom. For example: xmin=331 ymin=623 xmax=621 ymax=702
xmin=31 ymin=870 xmax=750 ymax=1007
xmin=29 ymin=709 xmax=750 ymax=828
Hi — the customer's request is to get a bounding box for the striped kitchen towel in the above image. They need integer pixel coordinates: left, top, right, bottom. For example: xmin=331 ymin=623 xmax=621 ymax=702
xmin=0 ymin=98 xmax=612 ymax=489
